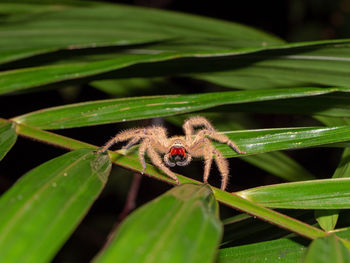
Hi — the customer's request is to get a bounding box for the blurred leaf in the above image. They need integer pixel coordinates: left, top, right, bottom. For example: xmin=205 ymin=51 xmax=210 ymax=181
xmin=218 ymin=228 xmax=350 ymax=263
xmin=93 ymin=184 xmax=222 ymax=263
xmin=237 ymin=178 xmax=350 ymax=209
xmin=195 ymin=44 xmax=350 ymax=89
xmin=3 ymin=40 xmax=350 ymax=95
xmin=0 ymin=1 xmax=281 ymax=65
xmin=218 ymin=236 xmax=308 ymax=263
xmin=222 ymin=211 xmax=313 ymax=247
xmin=12 ymin=87 xmax=346 ymax=129
xmin=243 ymin=152 xmax=314 ymax=181
xmin=314 ymin=118 xmax=350 ymax=231
xmin=302 ymin=235 xmax=350 ymax=263
xmin=90 ymin=78 xmax=166 ymax=96
xmin=220 ymin=92 xmax=350 ymax=118
xmin=0 ymin=119 xmax=17 ymax=161
xmin=0 ymin=149 xmax=111 ymax=263
xmin=315 ymin=210 xmax=339 ymax=232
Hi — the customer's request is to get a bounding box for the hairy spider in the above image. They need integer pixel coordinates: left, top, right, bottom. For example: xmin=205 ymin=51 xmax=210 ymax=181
xmin=98 ymin=116 xmax=245 ymax=190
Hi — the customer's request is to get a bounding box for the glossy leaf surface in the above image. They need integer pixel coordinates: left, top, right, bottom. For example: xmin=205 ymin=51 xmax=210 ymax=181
xmin=237 ymin=178 xmax=350 ymax=209
xmin=93 ymin=184 xmax=222 ymax=263
xmin=13 ymin=87 xmax=345 ymax=129
xmin=0 ymin=149 xmax=111 ymax=263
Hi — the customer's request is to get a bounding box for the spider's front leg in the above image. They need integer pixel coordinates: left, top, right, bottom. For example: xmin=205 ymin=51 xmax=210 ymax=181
xmin=146 ymin=146 xmax=180 ymax=184
xmin=195 ymin=130 xmax=246 ymax=155
xmin=183 ymin=116 xmax=215 ymax=141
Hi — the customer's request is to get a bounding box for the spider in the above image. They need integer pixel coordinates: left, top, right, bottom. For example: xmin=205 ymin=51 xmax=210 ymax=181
xmin=98 ymin=116 xmax=245 ymax=190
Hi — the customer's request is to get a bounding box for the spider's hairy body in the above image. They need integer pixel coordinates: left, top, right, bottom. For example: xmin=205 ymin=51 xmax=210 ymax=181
xmin=99 ymin=116 xmax=245 ymax=190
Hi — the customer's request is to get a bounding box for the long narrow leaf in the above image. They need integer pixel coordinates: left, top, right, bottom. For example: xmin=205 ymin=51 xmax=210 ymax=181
xmin=302 ymin=235 xmax=350 ymax=263
xmin=0 ymin=119 xmax=17 ymax=161
xmin=218 ymin=227 xmax=350 ymax=263
xmin=0 ymin=149 xmax=111 ymax=263
xmin=237 ymin=178 xmax=350 ymax=209
xmin=243 ymin=152 xmax=314 ymax=181
xmin=195 ymin=44 xmax=350 ymax=89
xmin=0 ymin=1 xmax=281 ymax=65
xmin=93 ymin=184 xmax=222 ymax=263
xmin=2 ymin=40 xmax=350 ymax=95
xmin=12 ymin=87 xmax=347 ymax=129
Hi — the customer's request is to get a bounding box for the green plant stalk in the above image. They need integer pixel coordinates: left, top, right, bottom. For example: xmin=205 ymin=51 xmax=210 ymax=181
xmin=14 ymin=121 xmax=327 ymax=240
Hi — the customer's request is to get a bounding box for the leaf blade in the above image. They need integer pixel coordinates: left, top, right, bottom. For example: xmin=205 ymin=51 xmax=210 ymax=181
xmin=93 ymin=184 xmax=222 ymax=263
xmin=13 ymin=87 xmax=346 ymax=129
xmin=0 ymin=149 xmax=111 ymax=263
xmin=0 ymin=119 xmax=17 ymax=161
xmin=237 ymin=178 xmax=350 ymax=209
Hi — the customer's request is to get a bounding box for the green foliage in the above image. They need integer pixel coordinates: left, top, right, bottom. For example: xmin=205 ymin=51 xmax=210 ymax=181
xmin=94 ymin=184 xmax=221 ymax=263
xmin=1 ymin=1 xmax=350 ymax=262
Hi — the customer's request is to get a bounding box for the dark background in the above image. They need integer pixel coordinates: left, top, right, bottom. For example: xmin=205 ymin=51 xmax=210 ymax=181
xmin=1 ymin=0 xmax=350 ymax=262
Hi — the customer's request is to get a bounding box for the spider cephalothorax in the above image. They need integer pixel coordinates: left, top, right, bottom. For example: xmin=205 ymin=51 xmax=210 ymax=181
xmin=99 ymin=116 xmax=245 ymax=190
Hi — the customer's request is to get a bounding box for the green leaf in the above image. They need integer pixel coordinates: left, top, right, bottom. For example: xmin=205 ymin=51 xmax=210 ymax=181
xmin=195 ymin=43 xmax=350 ymax=90
xmin=243 ymin=152 xmax=314 ymax=181
xmin=302 ymin=235 xmax=350 ymax=263
xmin=93 ymin=184 xmax=222 ymax=263
xmin=0 ymin=119 xmax=17 ymax=161
xmin=315 ymin=210 xmax=339 ymax=232
xmin=220 ymin=93 xmax=350 ymax=118
xmin=12 ymin=87 xmax=346 ymax=129
xmin=2 ymin=40 xmax=350 ymax=95
xmin=218 ymin=125 xmax=350 ymax=156
xmin=0 ymin=149 xmax=111 ymax=263
xmin=237 ymin=178 xmax=350 ymax=209
xmin=315 ymin=147 xmax=350 ymax=231
xmin=218 ymin=227 xmax=350 ymax=263
xmin=0 ymin=1 xmax=281 ymax=65
xmin=218 ymin=236 xmax=308 ymax=263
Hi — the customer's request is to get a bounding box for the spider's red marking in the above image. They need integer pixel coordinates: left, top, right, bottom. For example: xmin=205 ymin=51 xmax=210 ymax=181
xmin=170 ymin=146 xmax=186 ymax=157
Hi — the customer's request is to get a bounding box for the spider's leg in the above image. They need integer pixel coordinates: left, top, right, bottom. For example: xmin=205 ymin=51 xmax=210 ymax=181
xmin=146 ymin=146 xmax=180 ymax=184
xmin=183 ymin=116 xmax=215 ymax=141
xmin=202 ymin=140 xmax=214 ymax=184
xmin=138 ymin=140 xmax=148 ymax=174
xmin=98 ymin=128 xmax=144 ymax=153
xmin=195 ymin=130 xmax=246 ymax=154
xmin=213 ymin=148 xmax=230 ymax=190
xmin=122 ymin=137 xmax=141 ymax=150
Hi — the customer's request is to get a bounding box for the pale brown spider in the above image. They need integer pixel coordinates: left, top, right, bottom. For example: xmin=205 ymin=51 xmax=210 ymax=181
xmin=99 ymin=116 xmax=245 ymax=190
